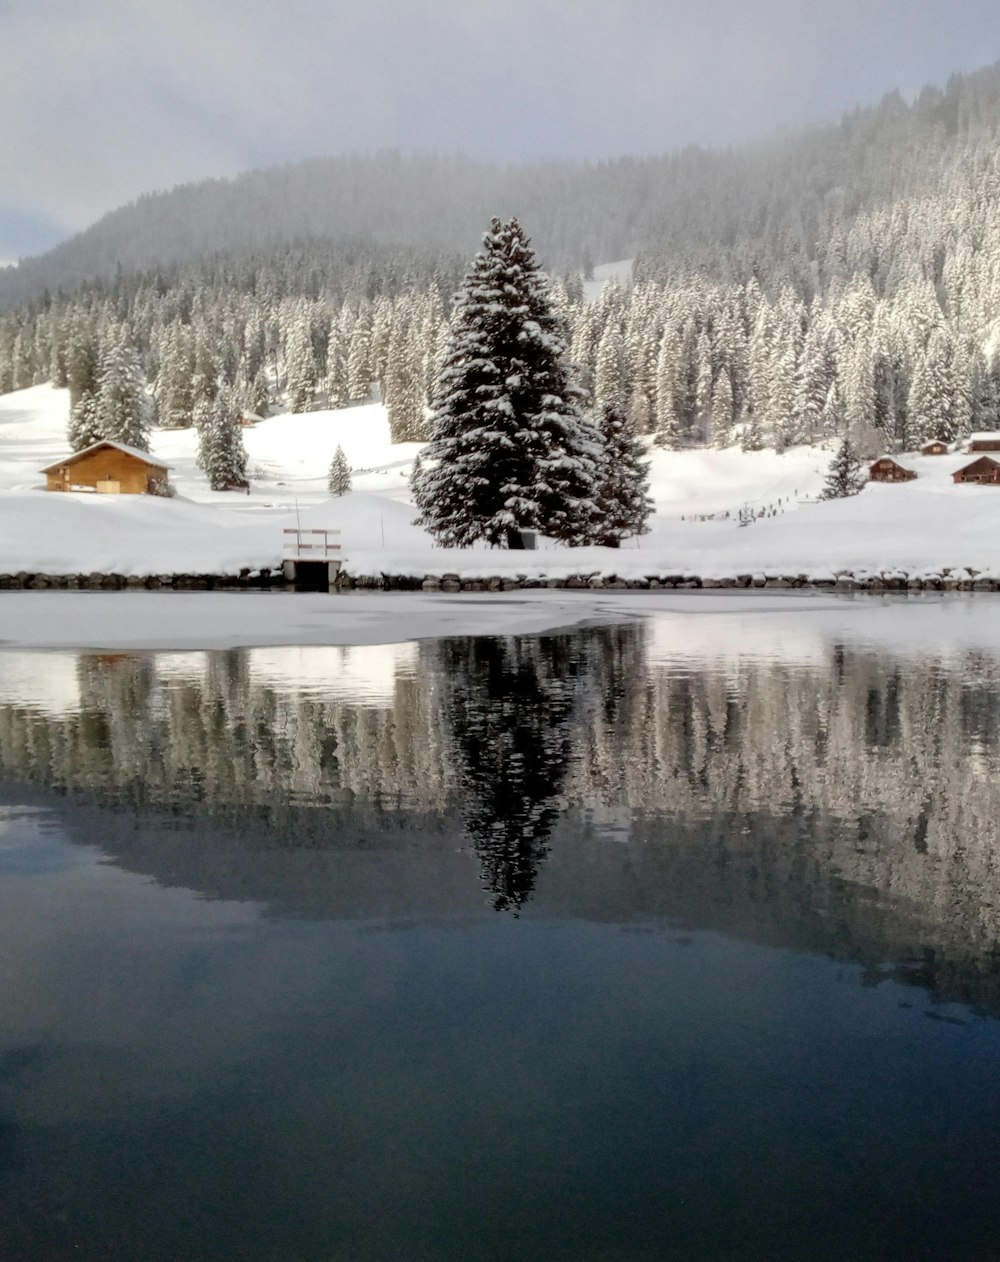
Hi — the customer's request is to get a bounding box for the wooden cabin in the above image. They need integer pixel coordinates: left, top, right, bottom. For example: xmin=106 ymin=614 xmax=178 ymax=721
xmin=41 ymin=441 xmax=171 ymax=495
xmin=869 ymin=457 xmax=917 ymax=483
xmin=920 ymin=440 xmax=949 ymax=456
xmin=967 ymin=433 xmax=1000 ymax=453
xmin=953 ymin=456 xmax=1000 ymax=485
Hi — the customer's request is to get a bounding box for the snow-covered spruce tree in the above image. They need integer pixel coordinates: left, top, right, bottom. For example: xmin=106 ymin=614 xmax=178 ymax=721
xmin=95 ymin=326 xmax=148 ymax=450
xmin=285 ymin=308 xmax=317 ymax=413
xmin=414 ymin=217 xmax=600 ymax=549
xmin=68 ymin=391 xmax=102 ymax=451
xmin=196 ymin=389 xmax=248 ymax=490
xmin=820 ymin=437 xmax=867 ymax=500
xmin=592 ymin=404 xmax=653 ymax=547
xmin=65 ymin=320 xmax=100 ymax=411
xmin=328 ymin=445 xmax=352 ymax=496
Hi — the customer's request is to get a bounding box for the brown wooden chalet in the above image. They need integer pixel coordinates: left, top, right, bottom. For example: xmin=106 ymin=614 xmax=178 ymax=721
xmin=869 ymin=457 xmax=916 ymax=483
xmin=953 ymin=456 xmax=1000 ymax=485
xmin=967 ymin=433 xmax=1000 ymax=453
xmin=40 ymin=441 xmax=171 ymax=495
xmin=920 ymin=440 xmax=949 ymax=456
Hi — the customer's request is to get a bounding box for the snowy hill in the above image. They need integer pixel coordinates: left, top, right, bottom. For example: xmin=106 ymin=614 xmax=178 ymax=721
xmin=5 ymin=384 xmax=1000 ymax=581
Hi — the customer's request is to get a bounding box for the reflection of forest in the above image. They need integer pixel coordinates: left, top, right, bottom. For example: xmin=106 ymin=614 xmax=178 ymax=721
xmin=1 ymin=630 xmax=1000 ymax=1006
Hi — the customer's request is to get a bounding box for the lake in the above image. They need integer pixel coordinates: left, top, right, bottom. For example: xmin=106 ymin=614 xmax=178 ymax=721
xmin=1 ymin=613 xmax=1000 ymax=1260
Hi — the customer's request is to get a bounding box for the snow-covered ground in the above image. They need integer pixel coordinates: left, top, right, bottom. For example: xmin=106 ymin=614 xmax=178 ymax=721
xmin=2 ymin=382 xmax=1000 ymax=582
xmin=582 ymin=258 xmax=634 ymax=302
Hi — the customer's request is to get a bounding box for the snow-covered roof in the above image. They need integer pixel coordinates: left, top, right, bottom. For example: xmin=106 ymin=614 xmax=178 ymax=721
xmin=956 ymin=453 xmax=1000 ymax=467
xmin=967 ymin=433 xmax=1000 ymax=443
xmin=40 ymin=440 xmax=171 ymax=474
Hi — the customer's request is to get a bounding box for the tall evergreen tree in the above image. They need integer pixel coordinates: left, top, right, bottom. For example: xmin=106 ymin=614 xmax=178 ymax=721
xmin=95 ymin=326 xmax=148 ymax=450
xmin=592 ymin=404 xmax=653 ymax=547
xmin=414 ymin=217 xmax=600 ymax=549
xmin=67 ymin=392 xmax=102 ymax=451
xmin=285 ymin=308 xmax=317 ymax=412
xmin=196 ymin=388 xmax=248 ymax=490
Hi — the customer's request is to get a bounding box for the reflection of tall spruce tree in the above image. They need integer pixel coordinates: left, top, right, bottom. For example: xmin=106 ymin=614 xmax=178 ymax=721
xmin=436 ymin=634 xmax=584 ymax=912
xmin=414 ymin=217 xmax=600 ymax=549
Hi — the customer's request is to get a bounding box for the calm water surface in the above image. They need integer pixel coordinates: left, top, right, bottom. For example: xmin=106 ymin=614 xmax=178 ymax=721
xmin=1 ymin=620 xmax=1000 ymax=1260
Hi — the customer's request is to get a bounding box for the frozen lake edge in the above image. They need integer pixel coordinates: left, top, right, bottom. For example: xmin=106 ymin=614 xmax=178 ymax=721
xmin=2 ymin=587 xmax=999 ymax=656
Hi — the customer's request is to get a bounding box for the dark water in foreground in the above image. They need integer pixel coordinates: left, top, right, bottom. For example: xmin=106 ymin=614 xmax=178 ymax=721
xmin=1 ymin=624 xmax=1000 ymax=1261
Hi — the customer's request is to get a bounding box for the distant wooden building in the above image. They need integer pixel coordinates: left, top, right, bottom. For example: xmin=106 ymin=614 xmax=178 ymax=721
xmin=41 ymin=441 xmax=171 ymax=495
xmin=869 ymin=457 xmax=917 ymax=483
xmin=967 ymin=433 xmax=1000 ymax=453
xmin=920 ymin=440 xmax=949 ymax=456
xmin=953 ymin=456 xmax=1000 ymax=485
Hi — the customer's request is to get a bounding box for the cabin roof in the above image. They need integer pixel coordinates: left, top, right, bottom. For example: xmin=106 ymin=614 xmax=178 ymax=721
xmin=40 ymin=440 xmax=171 ymax=475
xmin=871 ymin=455 xmax=911 ymax=467
xmin=967 ymin=432 xmax=1000 ymax=443
xmin=955 ymin=455 xmax=1000 ymax=472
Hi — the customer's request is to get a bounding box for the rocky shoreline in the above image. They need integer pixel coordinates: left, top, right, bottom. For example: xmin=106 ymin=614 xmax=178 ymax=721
xmin=3 ymin=566 xmax=1000 ymax=592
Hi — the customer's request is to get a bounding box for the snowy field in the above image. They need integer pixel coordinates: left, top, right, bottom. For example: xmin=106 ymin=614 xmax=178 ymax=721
xmin=3 ymin=381 xmax=1000 ymax=583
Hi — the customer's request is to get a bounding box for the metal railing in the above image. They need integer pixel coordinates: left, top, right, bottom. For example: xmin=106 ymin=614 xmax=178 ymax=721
xmin=282 ymin=528 xmax=342 ymax=558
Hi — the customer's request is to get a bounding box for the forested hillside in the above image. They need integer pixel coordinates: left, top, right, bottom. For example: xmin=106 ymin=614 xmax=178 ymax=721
xmin=5 ymin=61 xmax=1000 ymax=461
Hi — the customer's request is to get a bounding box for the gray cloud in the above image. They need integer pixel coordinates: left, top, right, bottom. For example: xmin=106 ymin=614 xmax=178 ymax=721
xmin=2 ymin=0 xmax=1000 ymax=255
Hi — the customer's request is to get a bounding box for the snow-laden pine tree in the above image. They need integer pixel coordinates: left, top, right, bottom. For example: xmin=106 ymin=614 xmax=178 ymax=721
xmin=384 ymin=321 xmax=426 ymax=442
xmin=285 ymin=308 xmax=316 ymax=412
xmin=95 ymin=326 xmax=148 ymax=450
xmin=346 ymin=310 xmax=372 ymax=404
xmin=66 ymin=320 xmax=99 ymax=411
xmin=328 ymin=445 xmax=352 ymax=495
xmin=710 ymin=366 xmax=735 ymax=448
xmin=820 ymin=438 xmax=867 ymax=499
xmin=196 ymin=388 xmax=248 ymax=490
xmin=68 ymin=392 xmax=102 ymax=451
xmin=592 ymin=404 xmax=653 ymax=547
xmin=154 ymin=324 xmax=194 ymax=429
xmin=414 ymin=217 xmax=600 ymax=549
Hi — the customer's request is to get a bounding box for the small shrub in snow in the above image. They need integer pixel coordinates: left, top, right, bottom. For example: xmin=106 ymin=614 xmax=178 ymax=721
xmin=328 ymin=445 xmax=352 ymax=495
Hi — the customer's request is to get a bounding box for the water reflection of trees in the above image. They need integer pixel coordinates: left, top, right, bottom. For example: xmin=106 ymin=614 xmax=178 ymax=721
xmin=433 ymin=631 xmax=637 ymax=911
xmin=3 ymin=630 xmax=1000 ymax=973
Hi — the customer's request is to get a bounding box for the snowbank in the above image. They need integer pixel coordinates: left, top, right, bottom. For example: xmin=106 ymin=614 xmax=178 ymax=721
xmin=5 ymin=384 xmax=1000 ymax=581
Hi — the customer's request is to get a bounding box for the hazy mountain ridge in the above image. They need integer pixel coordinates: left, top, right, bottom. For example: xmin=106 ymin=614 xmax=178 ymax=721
xmin=5 ymin=61 xmax=1000 ymax=309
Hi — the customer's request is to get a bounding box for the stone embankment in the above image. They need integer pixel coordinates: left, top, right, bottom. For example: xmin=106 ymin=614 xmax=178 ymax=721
xmin=3 ymin=567 xmax=1000 ymax=592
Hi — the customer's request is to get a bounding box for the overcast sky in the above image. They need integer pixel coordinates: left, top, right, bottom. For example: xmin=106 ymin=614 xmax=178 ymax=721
xmin=2 ymin=0 xmax=1000 ymax=258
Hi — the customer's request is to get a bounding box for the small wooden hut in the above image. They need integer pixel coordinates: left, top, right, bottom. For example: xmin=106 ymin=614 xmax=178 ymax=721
xmin=952 ymin=456 xmax=1000 ymax=485
xmin=920 ymin=440 xmax=949 ymax=456
xmin=41 ymin=441 xmax=171 ymax=495
xmin=869 ymin=457 xmax=917 ymax=483
xmin=967 ymin=433 xmax=1000 ymax=453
